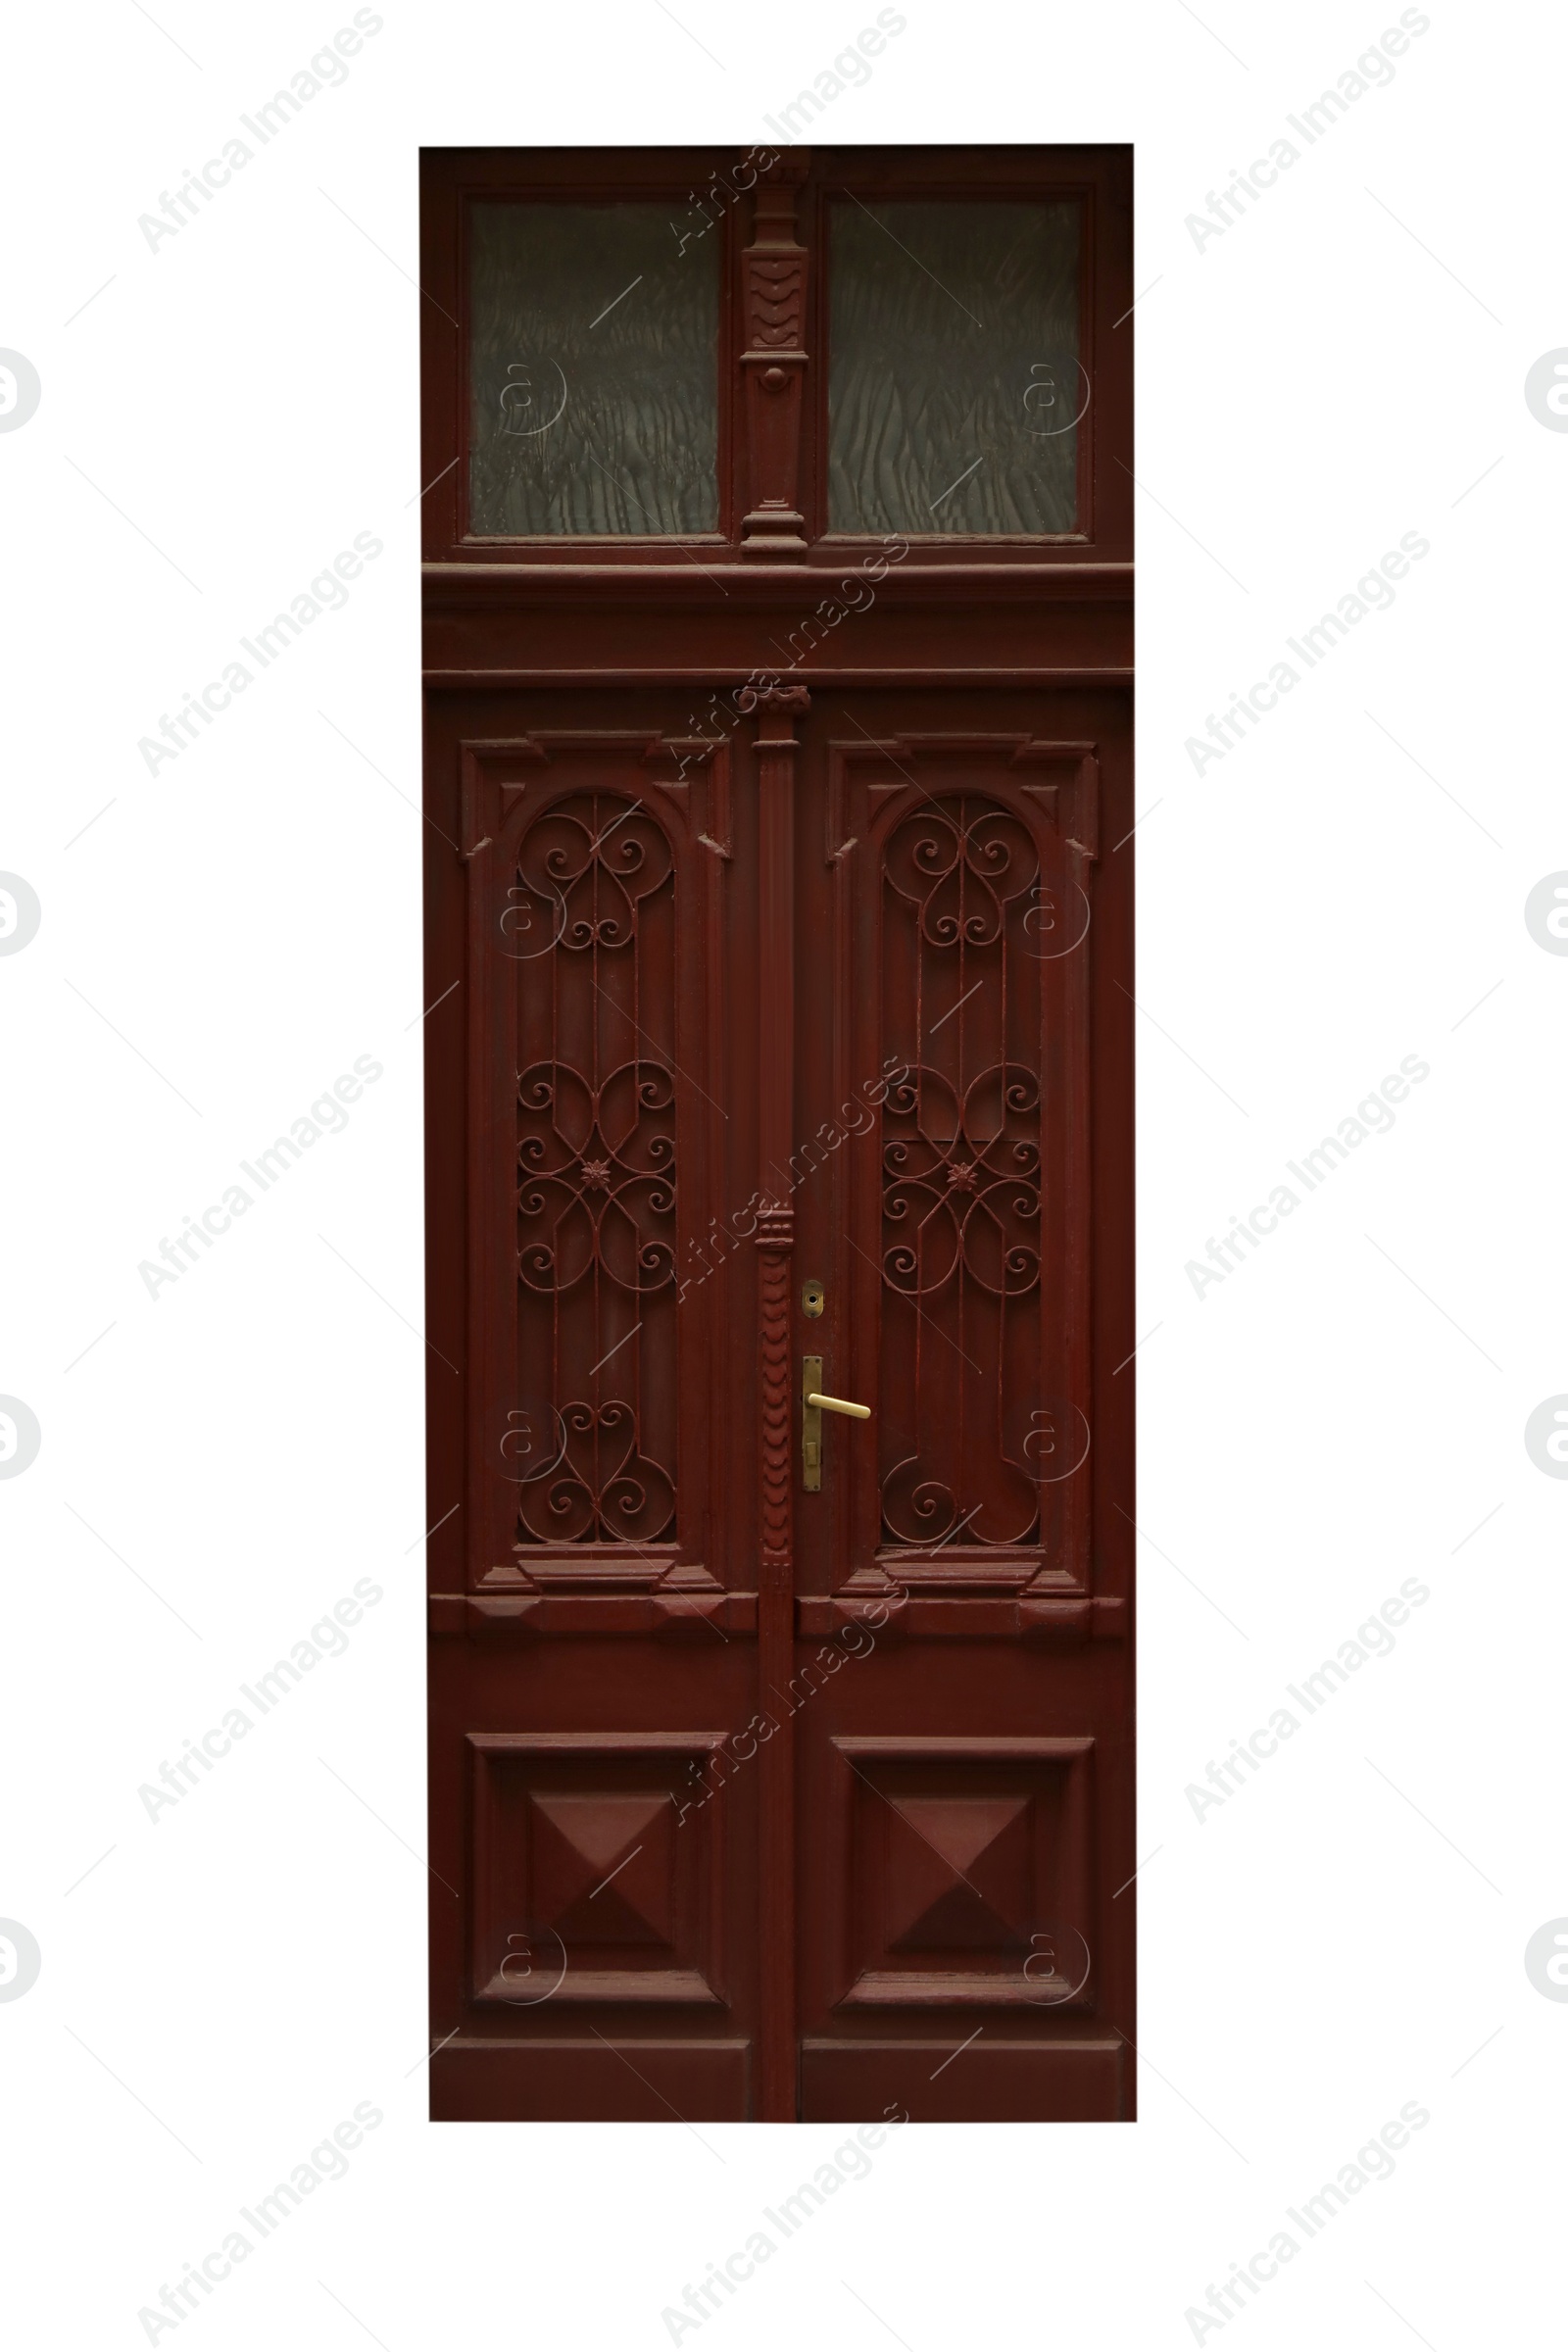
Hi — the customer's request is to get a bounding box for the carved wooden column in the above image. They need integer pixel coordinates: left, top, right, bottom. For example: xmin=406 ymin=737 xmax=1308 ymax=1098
xmin=739 ymin=159 xmax=809 ymax=560
xmin=742 ymin=681 xmax=809 ymax=2116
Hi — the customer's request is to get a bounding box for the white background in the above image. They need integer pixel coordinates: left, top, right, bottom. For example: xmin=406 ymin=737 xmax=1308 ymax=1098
xmin=2 ymin=0 xmax=1562 ymax=2344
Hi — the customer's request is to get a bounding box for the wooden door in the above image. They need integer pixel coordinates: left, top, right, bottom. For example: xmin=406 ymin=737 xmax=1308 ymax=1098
xmin=422 ymin=144 xmax=1133 ymax=2122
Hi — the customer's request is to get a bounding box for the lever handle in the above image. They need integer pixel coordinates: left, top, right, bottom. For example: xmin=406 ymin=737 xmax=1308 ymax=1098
xmin=806 ymin=1391 xmax=870 ymax=1420
xmin=802 ymin=1354 xmax=870 ymax=1490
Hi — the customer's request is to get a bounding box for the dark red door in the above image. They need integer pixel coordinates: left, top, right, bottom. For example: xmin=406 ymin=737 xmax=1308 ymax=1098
xmin=422 ymin=143 xmax=1133 ymax=2121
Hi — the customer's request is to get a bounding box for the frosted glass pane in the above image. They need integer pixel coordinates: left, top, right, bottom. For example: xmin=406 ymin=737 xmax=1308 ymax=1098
xmin=469 ymin=204 xmax=718 ymax=535
xmin=829 ymin=200 xmax=1081 ymax=535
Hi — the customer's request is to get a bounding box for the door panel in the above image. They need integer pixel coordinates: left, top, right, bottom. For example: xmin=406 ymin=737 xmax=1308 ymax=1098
xmin=802 ymin=715 xmax=1097 ymax=1601
xmin=789 ymin=690 xmax=1132 ymax=2119
xmin=427 ymin=691 xmax=766 ymax=2123
xmin=799 ymin=2037 xmax=1125 ymax=2124
xmin=461 ymin=731 xmax=720 ymax=1600
xmin=423 ymin=144 xmax=1133 ymax=2122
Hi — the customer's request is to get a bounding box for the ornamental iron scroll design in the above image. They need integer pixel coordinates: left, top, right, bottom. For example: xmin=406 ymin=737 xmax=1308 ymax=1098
xmin=511 ymin=793 xmax=677 ymax=1545
xmin=879 ymin=795 xmax=1048 ymax=1549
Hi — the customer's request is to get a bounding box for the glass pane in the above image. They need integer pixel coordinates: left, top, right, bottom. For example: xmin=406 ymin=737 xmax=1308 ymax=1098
xmin=469 ymin=204 xmax=719 ymax=535
xmin=828 ymin=200 xmax=1081 ymax=535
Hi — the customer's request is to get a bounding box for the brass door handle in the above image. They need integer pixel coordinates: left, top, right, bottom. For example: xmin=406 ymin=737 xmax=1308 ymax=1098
xmin=803 ymin=1355 xmax=869 ymax=1491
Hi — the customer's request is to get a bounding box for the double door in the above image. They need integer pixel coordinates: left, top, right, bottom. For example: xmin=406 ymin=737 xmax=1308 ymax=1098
xmin=422 ymin=143 xmax=1133 ymax=2120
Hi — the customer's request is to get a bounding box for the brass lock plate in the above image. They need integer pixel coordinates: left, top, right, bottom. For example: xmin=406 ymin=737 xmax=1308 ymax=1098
xmin=802 ymin=1278 xmax=825 ymax=1319
xmin=802 ymin=1353 xmax=822 ymax=1491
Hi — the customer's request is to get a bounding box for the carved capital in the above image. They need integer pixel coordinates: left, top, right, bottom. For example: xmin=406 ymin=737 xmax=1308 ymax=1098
xmin=737 ymin=684 xmax=810 ymax=715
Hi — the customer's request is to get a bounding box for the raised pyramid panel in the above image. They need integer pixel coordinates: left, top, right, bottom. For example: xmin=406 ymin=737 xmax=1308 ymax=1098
xmin=468 ymin=1735 xmax=726 ymax=2006
xmin=829 ymin=1736 xmax=1095 ymax=2008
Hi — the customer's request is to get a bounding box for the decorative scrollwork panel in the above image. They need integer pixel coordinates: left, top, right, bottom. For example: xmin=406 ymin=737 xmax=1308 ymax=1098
xmin=512 ymin=792 xmax=678 ymax=1544
xmin=878 ymin=795 xmax=1048 ymax=1550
